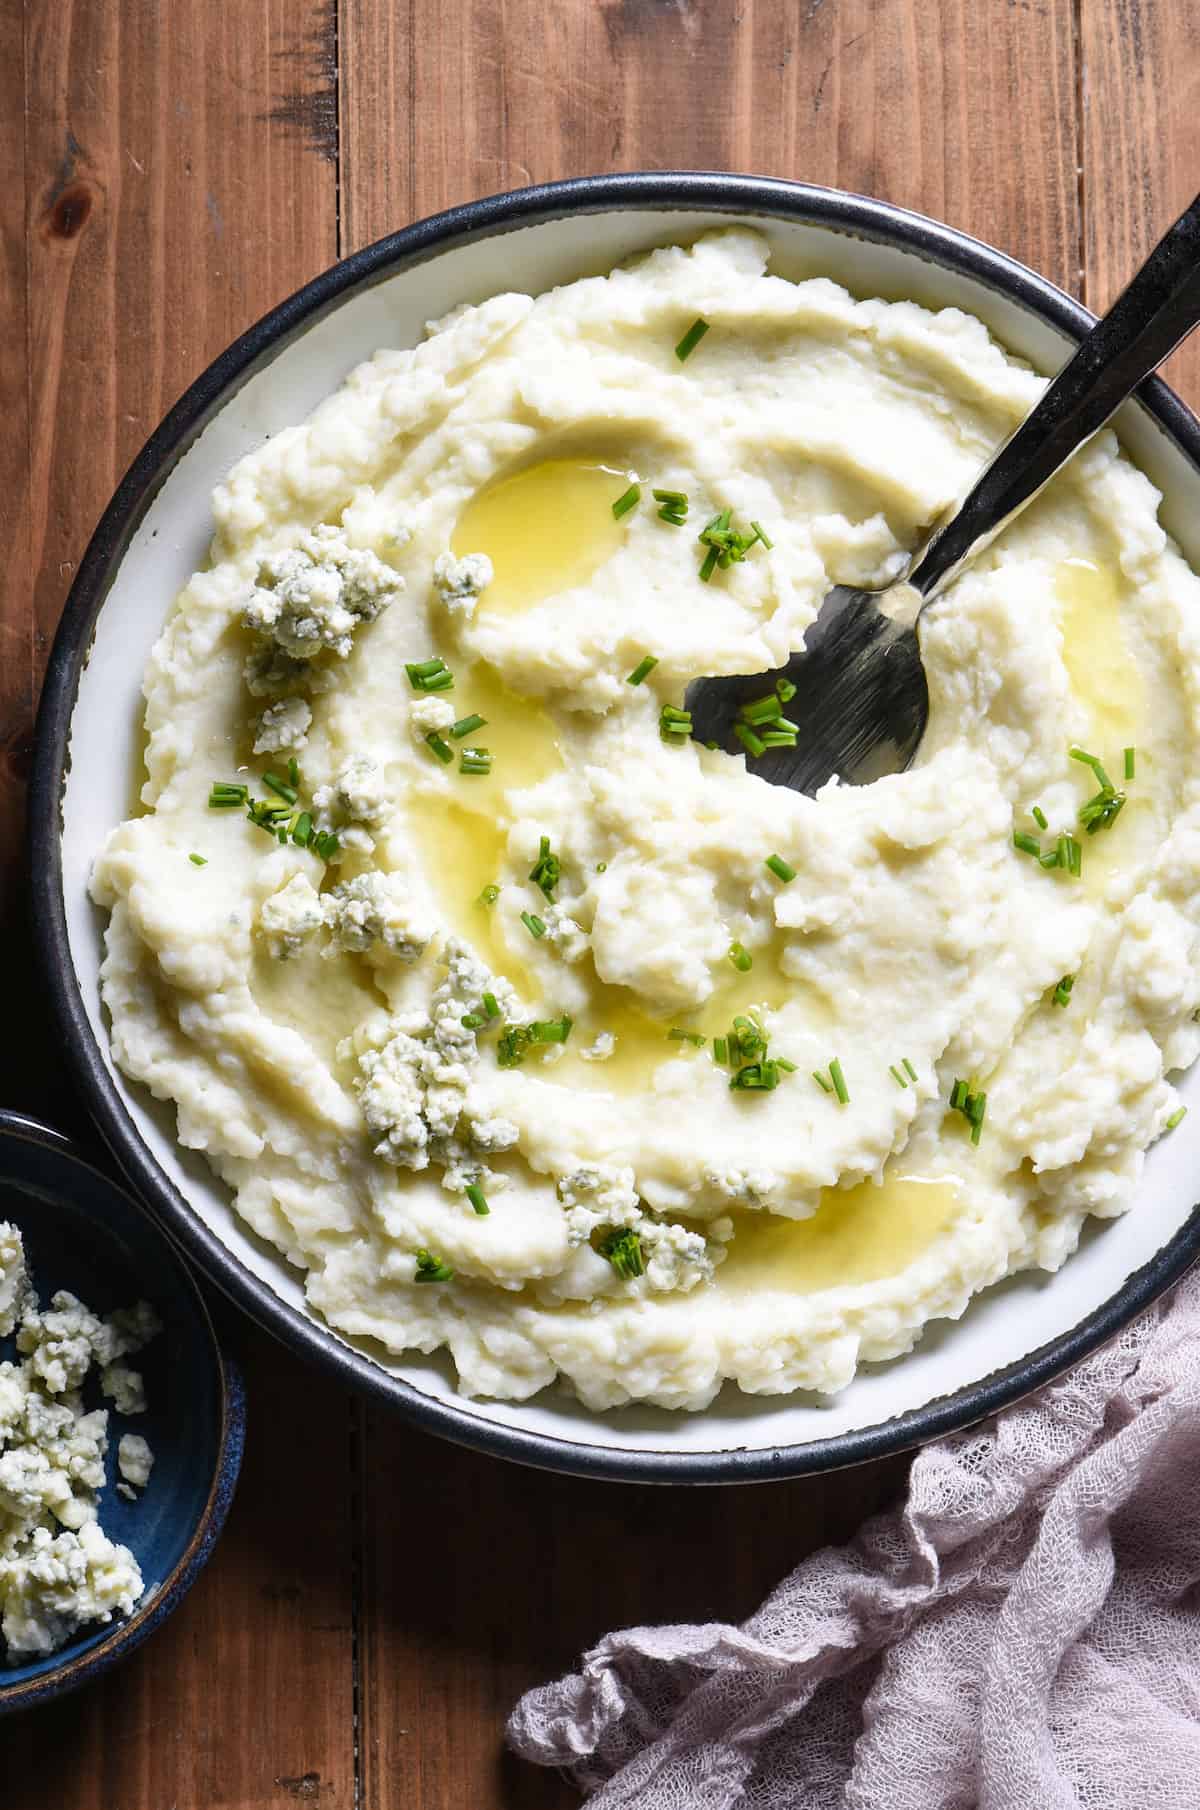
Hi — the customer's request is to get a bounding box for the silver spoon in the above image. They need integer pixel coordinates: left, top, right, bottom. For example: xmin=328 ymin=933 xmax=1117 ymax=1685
xmin=686 ymin=194 xmax=1200 ymax=792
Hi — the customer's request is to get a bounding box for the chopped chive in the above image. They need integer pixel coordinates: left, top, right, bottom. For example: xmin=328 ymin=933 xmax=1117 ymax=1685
xmin=1052 ymin=974 xmax=1075 ymax=1008
xmin=903 ymin=1058 xmax=917 ymax=1082
xmin=1013 ymin=830 xmax=1042 ymax=858
xmin=530 ymin=1014 xmax=573 ymax=1044
xmin=660 ymin=703 xmax=693 ymax=742
xmin=291 ymin=811 xmax=312 ymax=847
xmin=1166 ymin=1106 xmax=1188 ymax=1131
xmin=1079 ymin=788 xmax=1126 ymax=834
xmin=287 ymin=756 xmax=300 ymax=787
xmin=414 ymin=1248 xmax=454 ymax=1283
xmin=1056 ymin=832 xmax=1070 ymax=870
xmin=450 ymin=713 xmax=486 ymax=739
xmin=775 ymin=1057 xmax=797 ymax=1073
xmin=1032 ymin=805 xmax=1048 ymax=830
xmin=1070 ymin=745 xmax=1114 ymax=792
xmin=521 ymin=911 xmax=547 ymax=940
xmin=425 ymin=731 xmax=453 ymax=764
xmin=766 ymin=854 xmax=796 ymax=884
xmin=698 ymin=544 xmax=719 ymax=583
xmin=712 ymin=1037 xmax=728 ymax=1065
xmin=406 ymin=657 xmax=454 ymax=693
xmin=750 ymin=521 xmax=773 ymax=549
xmin=653 ymin=489 xmax=689 ymax=525
xmin=812 ymin=1069 xmax=833 ymax=1094
xmin=465 ymin=1183 xmax=490 ymax=1216
xmin=734 ymin=722 xmax=766 ymax=758
xmin=727 ymin=941 xmax=753 ymax=972
xmin=599 ymin=1226 xmax=644 ymax=1280
xmin=742 ymin=694 xmax=783 ymax=726
xmin=482 ymin=991 xmax=500 ymax=1019
xmin=1068 ymin=836 xmax=1082 ymax=877
xmin=495 ymin=1026 xmax=527 ymax=1069
xmin=668 ymin=1028 xmax=706 ymax=1046
xmin=1124 ymin=746 xmax=1136 ymax=780
xmin=729 ymin=1060 xmax=781 ymax=1092
xmin=262 ymin=771 xmax=299 ymax=804
xmin=612 ymin=482 xmax=641 ymax=520
xmin=246 ymin=800 xmax=292 ymax=836
xmin=529 ymin=835 xmax=561 ymax=899
xmin=208 ymin=782 xmax=249 ymax=808
xmin=949 ymin=1077 xmax=987 ymax=1145
xmin=596 ymin=861 xmax=608 ymax=873
xmin=477 ymin=883 xmax=500 ymax=906
xmin=775 ymin=677 xmax=797 ymax=703
xmin=188 ymin=853 xmax=207 ymax=867
xmin=626 ymin=654 xmax=659 ymax=686
xmin=828 ymin=1058 xmax=849 ymax=1104
xmin=674 ymin=317 xmax=710 ymax=362
xmin=890 ymin=1064 xmax=907 ymax=1088
xmin=314 ymin=831 xmax=340 ymax=862
xmin=759 ymin=729 xmax=798 ymax=749
xmin=461 ymin=1013 xmax=485 ymax=1030
xmin=459 ymin=747 xmax=493 ymax=774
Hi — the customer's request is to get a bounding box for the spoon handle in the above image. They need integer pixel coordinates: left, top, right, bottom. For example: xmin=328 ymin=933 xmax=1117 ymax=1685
xmin=907 ymin=193 xmax=1200 ymax=602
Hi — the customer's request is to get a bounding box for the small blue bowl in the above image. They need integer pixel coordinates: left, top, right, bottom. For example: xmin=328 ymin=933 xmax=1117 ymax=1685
xmin=0 ymin=1110 xmax=244 ymax=1713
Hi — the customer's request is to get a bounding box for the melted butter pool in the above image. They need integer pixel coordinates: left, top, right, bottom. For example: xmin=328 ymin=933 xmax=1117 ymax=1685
xmin=452 ymin=662 xmax=565 ymax=791
xmin=1056 ymin=557 xmax=1143 ymax=750
xmin=717 ymin=1173 xmax=961 ymax=1297
xmin=251 ymin=940 xmax=381 ymax=1070
xmin=452 ymin=457 xmax=635 ymax=615
xmin=1054 ymin=559 xmax=1154 ymax=897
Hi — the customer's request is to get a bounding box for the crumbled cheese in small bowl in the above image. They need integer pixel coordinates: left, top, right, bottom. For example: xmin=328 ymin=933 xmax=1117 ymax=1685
xmin=0 ymin=1114 xmax=244 ymax=1715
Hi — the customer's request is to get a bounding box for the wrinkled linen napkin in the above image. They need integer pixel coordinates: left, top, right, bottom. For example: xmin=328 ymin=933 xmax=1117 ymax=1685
xmin=508 ymin=1266 xmax=1200 ymax=1807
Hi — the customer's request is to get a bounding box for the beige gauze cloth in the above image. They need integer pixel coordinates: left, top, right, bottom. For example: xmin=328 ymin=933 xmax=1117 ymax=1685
xmin=508 ymin=1266 xmax=1200 ymax=1808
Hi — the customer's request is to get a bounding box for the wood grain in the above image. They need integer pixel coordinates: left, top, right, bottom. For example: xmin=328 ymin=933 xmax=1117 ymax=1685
xmin=357 ymin=1421 xmax=910 ymax=1810
xmin=9 ymin=2 xmax=1190 ymax=1807
xmin=6 ymin=3 xmax=356 ymax=1806
xmin=9 ymin=1328 xmax=358 ymax=1810
xmin=1080 ymin=0 xmax=1200 ymax=405
xmin=340 ymin=0 xmax=1080 ymax=286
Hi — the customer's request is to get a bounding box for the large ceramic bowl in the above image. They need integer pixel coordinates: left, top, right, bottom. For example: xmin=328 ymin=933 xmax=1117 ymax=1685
xmin=30 ymin=173 xmax=1200 ymax=1484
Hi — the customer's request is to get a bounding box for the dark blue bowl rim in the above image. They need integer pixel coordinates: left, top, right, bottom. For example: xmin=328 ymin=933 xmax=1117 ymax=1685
xmin=27 ymin=170 xmax=1200 ymax=1485
xmin=0 ymin=1109 xmax=245 ymax=1712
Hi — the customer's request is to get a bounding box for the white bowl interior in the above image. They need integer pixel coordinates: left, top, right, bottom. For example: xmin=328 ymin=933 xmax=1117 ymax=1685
xmin=59 ymin=203 xmax=1200 ymax=1458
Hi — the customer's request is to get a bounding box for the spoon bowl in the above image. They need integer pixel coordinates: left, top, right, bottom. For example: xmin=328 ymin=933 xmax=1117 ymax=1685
xmin=686 ymin=583 xmax=928 ymax=792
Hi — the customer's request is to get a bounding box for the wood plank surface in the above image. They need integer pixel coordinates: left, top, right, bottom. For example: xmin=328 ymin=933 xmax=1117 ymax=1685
xmin=4 ymin=3 xmax=356 ymax=1807
xmin=8 ymin=3 xmax=1192 ymax=1808
xmin=341 ymin=0 xmax=1080 ymax=285
xmin=1079 ymin=0 xmax=1200 ymax=405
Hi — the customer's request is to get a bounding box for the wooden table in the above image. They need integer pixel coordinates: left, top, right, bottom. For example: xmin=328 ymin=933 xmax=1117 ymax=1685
xmin=3 ymin=3 xmax=1197 ymax=1802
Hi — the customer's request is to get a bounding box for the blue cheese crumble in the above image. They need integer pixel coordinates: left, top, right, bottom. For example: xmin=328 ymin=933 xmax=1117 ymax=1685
xmin=243 ymin=525 xmax=402 ymax=660
xmin=432 ymin=549 xmax=493 ymax=619
xmin=0 ymin=1225 xmax=160 ymax=1661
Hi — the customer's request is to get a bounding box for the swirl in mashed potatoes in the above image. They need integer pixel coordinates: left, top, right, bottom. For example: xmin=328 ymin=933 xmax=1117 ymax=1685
xmin=92 ymin=230 xmax=1200 ymax=1409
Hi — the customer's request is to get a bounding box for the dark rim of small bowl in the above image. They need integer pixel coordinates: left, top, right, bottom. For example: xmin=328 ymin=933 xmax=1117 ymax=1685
xmin=28 ymin=171 xmax=1200 ymax=1486
xmin=0 ymin=1110 xmax=245 ymax=1711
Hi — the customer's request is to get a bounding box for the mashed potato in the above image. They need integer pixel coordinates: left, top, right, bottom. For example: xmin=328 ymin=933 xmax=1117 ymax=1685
xmin=92 ymin=230 xmax=1200 ymax=1409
